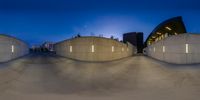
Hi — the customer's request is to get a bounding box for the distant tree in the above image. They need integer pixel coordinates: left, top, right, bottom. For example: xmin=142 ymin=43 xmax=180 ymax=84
xmin=41 ymin=47 xmax=44 ymax=52
xmin=99 ymin=34 xmax=103 ymax=37
xmin=110 ymin=35 xmax=114 ymax=39
xmin=77 ymin=33 xmax=81 ymax=37
xmin=45 ymin=48 xmax=49 ymax=52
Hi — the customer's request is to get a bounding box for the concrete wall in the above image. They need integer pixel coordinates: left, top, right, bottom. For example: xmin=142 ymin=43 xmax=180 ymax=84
xmin=55 ymin=37 xmax=136 ymax=61
xmin=145 ymin=33 xmax=200 ymax=64
xmin=0 ymin=35 xmax=29 ymax=62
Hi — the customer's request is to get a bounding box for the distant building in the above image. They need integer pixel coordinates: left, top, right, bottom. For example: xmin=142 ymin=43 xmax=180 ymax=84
xmin=42 ymin=42 xmax=54 ymax=51
xmin=123 ymin=32 xmax=144 ymax=53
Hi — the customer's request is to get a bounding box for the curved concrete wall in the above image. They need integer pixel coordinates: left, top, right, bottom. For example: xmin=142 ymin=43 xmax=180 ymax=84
xmin=145 ymin=33 xmax=200 ymax=64
xmin=0 ymin=35 xmax=29 ymax=62
xmin=55 ymin=37 xmax=136 ymax=61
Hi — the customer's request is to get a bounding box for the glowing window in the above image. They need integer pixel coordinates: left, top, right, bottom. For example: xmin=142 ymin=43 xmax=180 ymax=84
xmin=159 ymin=36 xmax=162 ymax=40
xmin=163 ymin=46 xmax=165 ymax=52
xmin=112 ymin=46 xmax=114 ymax=52
xmin=165 ymin=27 xmax=172 ymax=30
xmin=11 ymin=45 xmax=14 ymax=53
xmin=186 ymin=44 xmax=189 ymax=53
xmin=157 ymin=32 xmax=162 ymax=35
xmin=92 ymin=45 xmax=95 ymax=52
xmin=155 ymin=38 xmax=158 ymax=42
xmin=148 ymin=42 xmax=151 ymax=45
xmin=69 ymin=46 xmax=72 ymax=52
xmin=161 ymin=34 xmax=164 ymax=39
xmin=165 ymin=33 xmax=168 ymax=38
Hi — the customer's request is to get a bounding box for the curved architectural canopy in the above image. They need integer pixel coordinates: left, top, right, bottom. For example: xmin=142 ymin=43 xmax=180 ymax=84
xmin=145 ymin=16 xmax=187 ymax=46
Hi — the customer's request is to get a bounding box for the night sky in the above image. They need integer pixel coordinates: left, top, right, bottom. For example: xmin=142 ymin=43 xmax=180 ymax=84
xmin=0 ymin=0 xmax=200 ymax=46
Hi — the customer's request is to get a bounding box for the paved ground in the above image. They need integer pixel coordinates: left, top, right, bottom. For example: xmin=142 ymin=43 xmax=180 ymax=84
xmin=0 ymin=53 xmax=200 ymax=100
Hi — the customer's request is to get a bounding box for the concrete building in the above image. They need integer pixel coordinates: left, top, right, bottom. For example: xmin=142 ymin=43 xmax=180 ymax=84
xmin=0 ymin=34 xmax=29 ymax=62
xmin=144 ymin=16 xmax=200 ymax=64
xmin=146 ymin=33 xmax=200 ymax=64
xmin=54 ymin=36 xmax=136 ymax=62
xmin=123 ymin=32 xmax=143 ymax=53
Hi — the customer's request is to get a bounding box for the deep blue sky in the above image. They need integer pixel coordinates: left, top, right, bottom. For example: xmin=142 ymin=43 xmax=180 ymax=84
xmin=0 ymin=0 xmax=200 ymax=46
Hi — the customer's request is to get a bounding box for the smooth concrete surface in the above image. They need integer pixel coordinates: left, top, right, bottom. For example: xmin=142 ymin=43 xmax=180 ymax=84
xmin=1 ymin=53 xmax=200 ymax=100
xmin=145 ymin=33 xmax=200 ymax=64
xmin=0 ymin=35 xmax=29 ymax=62
xmin=54 ymin=37 xmax=135 ymax=61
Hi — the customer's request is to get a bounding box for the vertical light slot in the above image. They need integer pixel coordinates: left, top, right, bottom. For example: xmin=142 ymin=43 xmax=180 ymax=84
xmin=112 ymin=46 xmax=114 ymax=52
xmin=70 ymin=46 xmax=72 ymax=52
xmin=153 ymin=47 xmax=156 ymax=52
xmin=186 ymin=44 xmax=189 ymax=53
xmin=122 ymin=47 xmax=124 ymax=51
xmin=91 ymin=45 xmax=94 ymax=52
xmin=11 ymin=45 xmax=14 ymax=53
xmin=163 ymin=46 xmax=165 ymax=53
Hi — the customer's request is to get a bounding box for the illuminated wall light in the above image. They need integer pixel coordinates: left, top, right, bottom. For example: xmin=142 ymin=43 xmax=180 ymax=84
xmin=11 ymin=45 xmax=14 ymax=53
xmin=152 ymin=36 xmax=156 ymax=38
xmin=154 ymin=47 xmax=156 ymax=52
xmin=165 ymin=27 xmax=172 ymax=30
xmin=69 ymin=46 xmax=72 ymax=52
xmin=92 ymin=45 xmax=95 ymax=52
xmin=157 ymin=32 xmax=162 ymax=35
xmin=186 ymin=44 xmax=189 ymax=53
xmin=111 ymin=46 xmax=115 ymax=52
xmin=163 ymin=46 xmax=165 ymax=52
